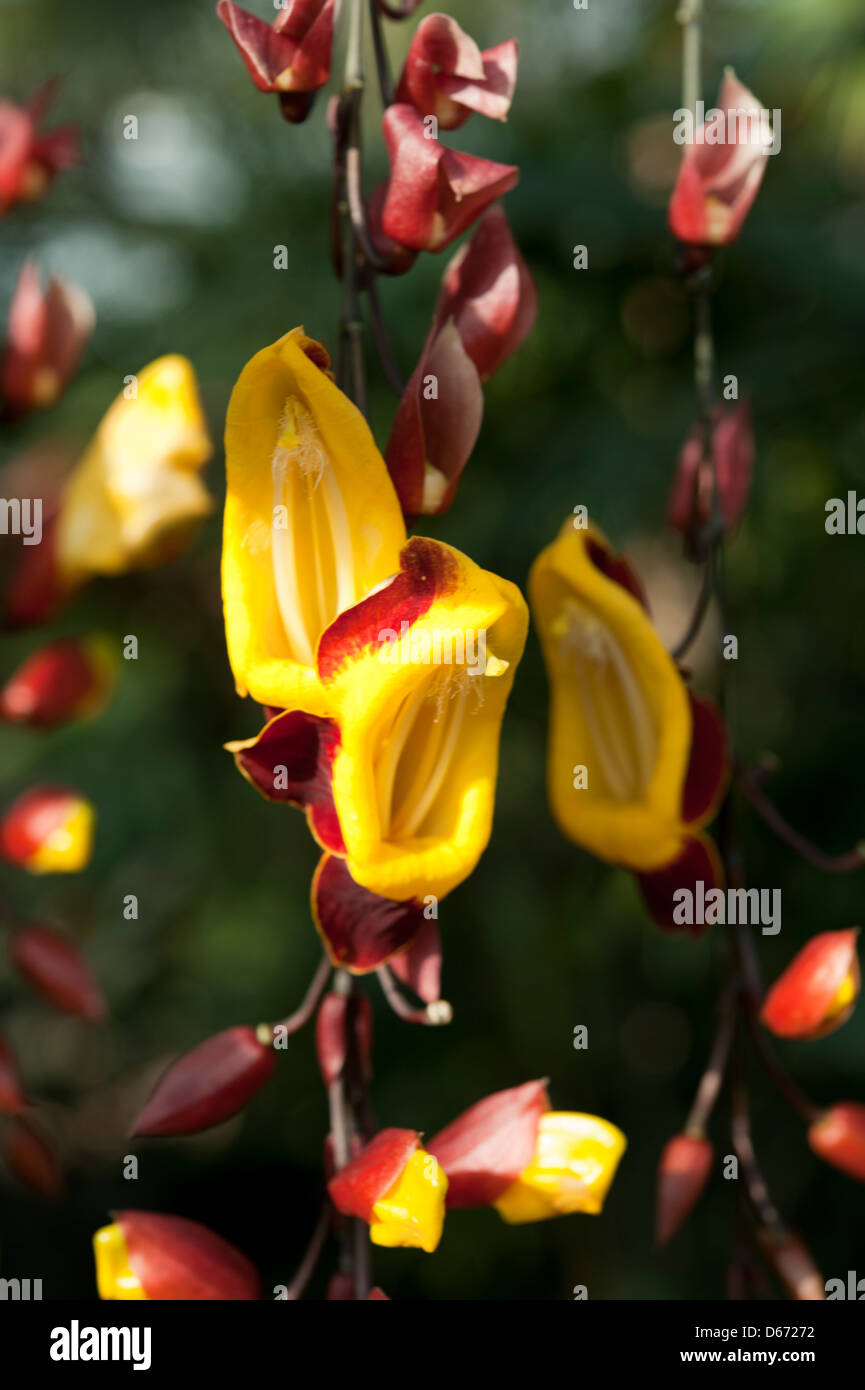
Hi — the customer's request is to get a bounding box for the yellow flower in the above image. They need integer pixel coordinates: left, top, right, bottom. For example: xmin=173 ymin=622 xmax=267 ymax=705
xmin=93 ymin=1224 xmax=148 ymax=1300
xmin=494 ymin=1112 xmax=627 ymax=1223
xmin=57 ymin=356 xmax=213 ymax=590
xmin=529 ymin=520 xmax=698 ymax=873
xmin=370 ymin=1149 xmax=448 ymax=1253
xmin=222 ymin=327 xmax=407 ymax=717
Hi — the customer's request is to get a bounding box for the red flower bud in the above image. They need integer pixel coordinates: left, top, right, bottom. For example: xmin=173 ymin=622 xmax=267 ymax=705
xmin=432 ymin=204 xmax=537 ymax=381
xmin=329 ymin=1128 xmax=420 ymax=1221
xmin=380 ymin=104 xmax=518 ymax=253
xmin=4 ymin=1119 xmax=64 ymax=1197
xmin=3 ymin=507 xmax=65 ymax=629
xmin=9 ymin=923 xmax=107 ymax=1021
xmin=0 ymin=784 xmax=95 ymax=874
xmin=427 ymin=1080 xmax=549 ymax=1207
xmin=669 ymin=71 xmax=772 ymax=248
xmin=114 ymin=1211 xmax=262 ymax=1300
xmin=761 ymin=929 xmax=860 ymax=1040
xmin=368 ymin=1286 xmax=390 ymax=1300
xmin=0 ymin=1035 xmax=26 ymax=1115
xmin=668 ymin=401 xmax=754 ymax=536
xmin=385 ymin=320 xmax=482 ymax=518
xmin=396 ymin=15 xmax=518 ymax=132
xmin=0 ymin=637 xmax=112 ymax=728
xmin=655 ymin=1133 xmax=713 ymax=1246
xmin=0 ymin=84 xmax=77 ymax=216
xmin=390 ymin=919 xmax=442 ymax=1004
xmin=132 ymin=1026 xmax=278 ymax=1137
xmin=808 ymin=1102 xmax=865 ymax=1184
xmin=218 ymin=1 xmax=335 ymax=98
xmin=315 ymin=992 xmax=374 ymax=1089
xmin=758 ymin=1229 xmax=826 ymax=1301
xmin=1 ymin=261 xmax=93 ymax=415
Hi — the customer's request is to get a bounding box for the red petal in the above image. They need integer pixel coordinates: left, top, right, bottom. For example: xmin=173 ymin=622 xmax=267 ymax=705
xmin=808 ymin=1103 xmax=865 ymax=1184
xmin=389 ymin=919 xmax=442 ymax=1003
xmin=9 ymin=923 xmax=106 ymax=1020
xmin=427 ymin=1080 xmax=548 ymax=1208
xmin=433 ymin=145 xmax=519 ymax=252
xmin=117 ymin=1211 xmax=262 ymax=1300
xmin=133 ymin=1026 xmax=277 ymax=1137
xmin=3 ymin=508 xmax=65 ymax=628
xmin=315 ymin=991 xmax=374 ymax=1088
xmin=437 ymin=40 xmax=518 ymax=124
xmin=229 ymin=710 xmax=344 ymax=854
xmin=0 ymin=1036 xmax=26 ymax=1115
xmin=761 ymin=930 xmax=860 ymax=1040
xmin=655 ymin=1134 xmax=713 ymax=1245
xmin=381 ymin=104 xmax=443 ymax=251
xmin=317 ymin=536 xmax=459 ymax=683
xmin=635 ymin=835 xmax=723 ymax=933
xmin=668 ymin=152 xmax=708 ymax=245
xmin=312 ymin=854 xmax=426 ymax=974
xmin=668 ymin=401 xmax=754 ymax=535
xmin=397 ymin=14 xmax=485 ymax=127
xmin=217 ymin=1 xmax=305 ymax=92
xmin=328 ymin=1128 xmax=420 ymax=1220
xmin=584 ymin=536 xmax=649 ymax=611
xmin=4 ymin=1119 xmax=64 ymax=1197
xmin=433 ymin=203 xmax=536 ymax=381
xmin=681 ymin=692 xmax=729 ymax=826
xmin=385 ymin=320 xmax=483 ymax=518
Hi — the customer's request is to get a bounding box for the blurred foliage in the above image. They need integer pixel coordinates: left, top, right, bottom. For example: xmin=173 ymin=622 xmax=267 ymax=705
xmin=1 ymin=0 xmax=864 ymax=1300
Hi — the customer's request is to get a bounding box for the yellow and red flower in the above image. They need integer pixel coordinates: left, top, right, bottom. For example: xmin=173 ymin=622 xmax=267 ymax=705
xmin=808 ymin=1103 xmax=865 ymax=1185
xmin=0 ymin=637 xmax=114 ymax=728
xmin=0 ymin=785 xmax=94 ymax=874
xmin=761 ymin=929 xmax=860 ymax=1040
xmin=328 ymin=1128 xmax=448 ymax=1252
xmin=529 ymin=520 xmax=728 ymax=928
xmin=94 ymin=1212 xmax=261 ymax=1300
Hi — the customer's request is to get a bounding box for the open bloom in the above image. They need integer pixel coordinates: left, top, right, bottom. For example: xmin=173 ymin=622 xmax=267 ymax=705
xmin=396 ymin=14 xmax=518 ymax=131
xmin=761 ymin=929 xmax=860 ymax=1040
xmin=222 ymin=327 xmax=406 ymax=717
xmin=668 ymin=400 xmax=754 ymax=537
xmin=230 ymin=535 xmax=527 ymax=957
xmin=1 ymin=261 xmax=93 ymax=415
xmin=428 ymin=1082 xmax=626 ymax=1221
xmin=0 ymin=785 xmax=94 ymax=873
xmin=5 ymin=355 xmax=212 ymax=626
xmin=529 ymin=521 xmax=728 ymax=923
xmin=0 ymin=637 xmax=113 ymax=728
xmin=94 ymin=1212 xmax=261 ymax=1300
xmin=669 ymin=70 xmax=772 ymax=248
xmin=328 ymin=1128 xmax=447 ymax=1252
xmin=217 ymin=1 xmax=335 ymax=96
xmin=0 ymin=83 xmax=77 ymax=215
xmin=380 ymin=104 xmax=518 ymax=253
xmin=808 ymin=1103 xmax=865 ymax=1185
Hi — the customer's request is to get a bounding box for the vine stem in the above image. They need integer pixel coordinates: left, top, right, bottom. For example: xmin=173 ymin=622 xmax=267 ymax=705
xmin=736 ymin=762 xmax=865 ymax=873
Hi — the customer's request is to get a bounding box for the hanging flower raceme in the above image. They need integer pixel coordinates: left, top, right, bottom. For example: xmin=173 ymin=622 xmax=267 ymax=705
xmin=669 ymin=70 xmax=772 ymax=249
xmin=222 ymin=326 xmax=407 ymax=717
xmin=328 ymin=1128 xmax=448 ymax=1252
xmin=427 ymin=1081 xmax=626 ymax=1222
xmin=5 ymin=355 xmax=213 ymax=627
xmin=1 ymin=261 xmax=93 ymax=416
xmin=229 ymin=535 xmax=528 ymax=969
xmin=217 ymin=0 xmax=334 ymax=121
xmin=385 ymin=204 xmax=537 ymax=518
xmin=0 ymin=637 xmax=114 ymax=728
xmin=808 ymin=1103 xmax=865 ymax=1184
xmin=0 ymin=785 xmax=94 ymax=873
xmin=529 ymin=521 xmax=729 ymax=928
xmin=396 ymin=14 xmax=518 ymax=131
xmin=761 ymin=929 xmax=860 ymax=1040
xmin=0 ymin=83 xmax=78 ymax=215
xmin=94 ymin=1212 xmax=262 ymax=1300
xmin=668 ymin=400 xmax=754 ymax=538
xmin=380 ymin=104 xmax=519 ymax=253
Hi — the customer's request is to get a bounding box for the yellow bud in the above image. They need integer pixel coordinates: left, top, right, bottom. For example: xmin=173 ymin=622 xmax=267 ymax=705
xmin=369 ymin=1149 xmax=448 ymax=1253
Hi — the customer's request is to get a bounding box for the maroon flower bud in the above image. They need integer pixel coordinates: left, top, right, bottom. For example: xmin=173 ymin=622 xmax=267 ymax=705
xmin=396 ymin=15 xmax=518 ymax=132
xmin=315 ymin=991 xmax=374 ymax=1089
xmin=4 ymin=1119 xmax=64 ymax=1197
xmin=655 ymin=1133 xmax=713 ymax=1246
xmin=132 ymin=1026 xmax=278 ymax=1137
xmin=0 ymin=1035 xmax=26 ymax=1115
xmin=1 ymin=261 xmax=93 ymax=415
xmin=668 ymin=400 xmax=754 ymax=536
xmin=111 ymin=1211 xmax=262 ymax=1300
xmin=0 ymin=637 xmax=113 ymax=728
xmin=9 ymin=923 xmax=106 ymax=1021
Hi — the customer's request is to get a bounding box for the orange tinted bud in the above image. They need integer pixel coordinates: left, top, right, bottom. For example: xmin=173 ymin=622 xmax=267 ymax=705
xmin=761 ymin=930 xmax=860 ymax=1039
xmin=808 ymin=1102 xmax=865 ymax=1183
xmin=655 ymin=1133 xmax=713 ymax=1245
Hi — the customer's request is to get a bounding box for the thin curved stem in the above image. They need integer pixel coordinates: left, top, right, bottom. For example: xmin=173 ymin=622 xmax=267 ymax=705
xmin=369 ymin=0 xmax=396 ymax=108
xmin=282 ymin=1199 xmax=331 ymax=1300
xmin=376 ymin=965 xmax=452 ymax=1025
xmin=736 ymin=763 xmax=865 ymax=873
xmin=685 ymin=986 xmax=736 ymax=1135
xmin=270 ymin=952 xmax=332 ymax=1035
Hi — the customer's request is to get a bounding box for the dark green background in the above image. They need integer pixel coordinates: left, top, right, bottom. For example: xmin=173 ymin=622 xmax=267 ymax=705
xmin=1 ymin=0 xmax=863 ymax=1300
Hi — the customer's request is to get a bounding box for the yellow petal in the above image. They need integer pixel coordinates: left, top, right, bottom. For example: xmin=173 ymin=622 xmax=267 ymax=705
xmin=529 ymin=520 xmax=691 ymax=871
xmin=494 ymin=1112 xmax=627 ymax=1224
xmin=57 ymin=356 xmax=212 ymax=588
xmin=221 ymin=327 xmax=406 ymax=716
xmin=92 ymin=1224 xmax=149 ymax=1300
xmin=370 ymin=1149 xmax=448 ymax=1252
